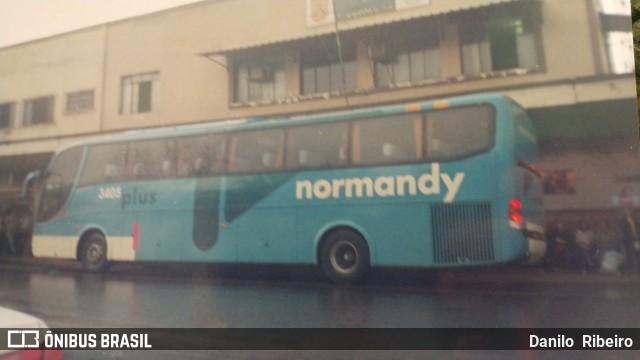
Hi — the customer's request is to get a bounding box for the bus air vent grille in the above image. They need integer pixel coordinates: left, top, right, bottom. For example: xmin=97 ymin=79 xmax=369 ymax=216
xmin=431 ymin=202 xmax=494 ymax=265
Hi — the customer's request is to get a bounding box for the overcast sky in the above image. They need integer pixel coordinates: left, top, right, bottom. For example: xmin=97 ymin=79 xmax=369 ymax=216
xmin=0 ymin=0 xmax=205 ymax=48
xmin=0 ymin=0 xmax=634 ymax=68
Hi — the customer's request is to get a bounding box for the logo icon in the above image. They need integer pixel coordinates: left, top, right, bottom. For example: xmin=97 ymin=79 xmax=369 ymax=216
xmin=7 ymin=330 xmax=40 ymax=349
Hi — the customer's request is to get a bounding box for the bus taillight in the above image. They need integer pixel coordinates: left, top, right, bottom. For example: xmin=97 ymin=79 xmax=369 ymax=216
xmin=508 ymin=198 xmax=523 ymax=229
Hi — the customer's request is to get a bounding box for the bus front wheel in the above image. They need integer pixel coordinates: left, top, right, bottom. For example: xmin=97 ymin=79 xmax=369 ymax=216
xmin=320 ymin=229 xmax=369 ymax=284
xmin=80 ymin=233 xmax=109 ymax=272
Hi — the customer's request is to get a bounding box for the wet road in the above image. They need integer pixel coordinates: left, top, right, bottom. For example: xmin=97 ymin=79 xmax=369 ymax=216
xmin=1 ymin=258 xmax=639 ymax=359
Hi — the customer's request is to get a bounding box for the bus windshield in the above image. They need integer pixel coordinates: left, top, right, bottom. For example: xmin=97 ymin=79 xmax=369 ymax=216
xmin=37 ymin=147 xmax=83 ymax=223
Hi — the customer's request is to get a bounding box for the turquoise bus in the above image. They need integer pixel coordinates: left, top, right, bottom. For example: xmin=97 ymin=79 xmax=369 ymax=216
xmin=28 ymin=93 xmax=545 ymax=283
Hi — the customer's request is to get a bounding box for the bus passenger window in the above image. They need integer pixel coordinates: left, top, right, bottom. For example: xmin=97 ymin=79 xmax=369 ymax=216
xmin=285 ymin=122 xmax=348 ymax=170
xmin=126 ymin=139 xmax=176 ymax=180
xmin=425 ymin=105 xmax=496 ymax=161
xmin=177 ymin=134 xmax=227 ymax=177
xmin=229 ymin=129 xmax=283 ymax=174
xmin=80 ymin=143 xmax=126 ymax=186
xmin=352 ymin=114 xmax=419 ymax=166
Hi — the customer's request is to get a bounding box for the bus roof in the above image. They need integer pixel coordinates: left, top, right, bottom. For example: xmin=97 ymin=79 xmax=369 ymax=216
xmin=56 ymin=92 xmax=510 ymax=152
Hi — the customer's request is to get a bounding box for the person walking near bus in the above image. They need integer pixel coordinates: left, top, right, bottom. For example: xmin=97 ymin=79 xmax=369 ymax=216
xmin=575 ymin=222 xmax=596 ymax=272
xmin=0 ymin=209 xmax=19 ymax=256
xmin=620 ymin=206 xmax=640 ymax=274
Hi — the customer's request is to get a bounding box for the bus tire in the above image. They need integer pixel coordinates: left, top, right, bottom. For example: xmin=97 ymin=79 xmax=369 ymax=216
xmin=80 ymin=233 xmax=109 ymax=272
xmin=320 ymin=229 xmax=369 ymax=284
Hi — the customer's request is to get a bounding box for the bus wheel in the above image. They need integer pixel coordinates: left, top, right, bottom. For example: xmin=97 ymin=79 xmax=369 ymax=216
xmin=80 ymin=233 xmax=108 ymax=272
xmin=320 ymin=229 xmax=369 ymax=284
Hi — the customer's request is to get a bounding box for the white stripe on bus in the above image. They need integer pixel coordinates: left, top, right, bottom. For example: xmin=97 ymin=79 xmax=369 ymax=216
xmin=32 ymin=235 xmax=136 ymax=261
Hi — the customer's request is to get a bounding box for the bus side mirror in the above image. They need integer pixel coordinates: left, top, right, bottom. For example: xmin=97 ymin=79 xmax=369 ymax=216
xmin=21 ymin=170 xmax=42 ymax=199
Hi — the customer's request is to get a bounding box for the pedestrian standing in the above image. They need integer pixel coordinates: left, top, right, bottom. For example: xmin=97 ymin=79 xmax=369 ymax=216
xmin=620 ymin=206 xmax=640 ymax=273
xmin=575 ymin=222 xmax=595 ymax=272
xmin=1 ymin=209 xmax=19 ymax=256
xmin=544 ymin=222 xmax=564 ymax=271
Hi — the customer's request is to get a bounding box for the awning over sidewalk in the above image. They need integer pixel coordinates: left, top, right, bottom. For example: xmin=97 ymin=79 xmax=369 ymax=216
xmin=528 ymin=98 xmax=640 ymax=154
xmin=202 ymin=0 xmax=534 ymax=56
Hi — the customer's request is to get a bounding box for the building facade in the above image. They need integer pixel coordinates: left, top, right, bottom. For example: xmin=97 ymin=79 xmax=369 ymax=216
xmin=0 ymin=0 xmax=638 ymax=225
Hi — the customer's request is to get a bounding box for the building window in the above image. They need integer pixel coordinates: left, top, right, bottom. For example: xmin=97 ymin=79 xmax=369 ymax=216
xmin=461 ymin=11 xmax=539 ymax=75
xmin=233 ymin=57 xmax=285 ymax=103
xmin=120 ymin=72 xmax=160 ymax=114
xmin=606 ymin=31 xmax=634 ymax=74
xmin=373 ymin=22 xmax=441 ymax=87
xmin=23 ymin=96 xmax=54 ymax=126
xmin=301 ymin=41 xmax=356 ymax=95
xmin=66 ymin=90 xmax=95 ymax=114
xmin=599 ymin=1 xmax=634 ymax=74
xmin=0 ymin=102 xmax=16 ymax=129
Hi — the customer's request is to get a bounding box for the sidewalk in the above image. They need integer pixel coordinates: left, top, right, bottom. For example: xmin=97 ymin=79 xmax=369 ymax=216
xmin=0 ymin=256 xmax=81 ymax=271
xmin=438 ymin=265 xmax=640 ymax=286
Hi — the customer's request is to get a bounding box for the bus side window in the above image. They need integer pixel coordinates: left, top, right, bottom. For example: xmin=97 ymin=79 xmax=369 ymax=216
xmin=186 ymin=133 xmax=227 ymax=177
xmin=285 ymin=122 xmax=348 ymax=170
xmin=425 ymin=105 xmax=496 ymax=162
xmin=352 ymin=114 xmax=419 ymax=166
xmin=79 ymin=143 xmax=126 ymax=186
xmin=127 ymin=138 xmax=186 ymax=180
xmin=229 ymin=129 xmax=283 ymax=174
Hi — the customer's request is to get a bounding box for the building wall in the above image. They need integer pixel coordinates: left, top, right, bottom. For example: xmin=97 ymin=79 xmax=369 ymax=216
xmin=0 ymin=0 xmax=638 ymax=212
xmin=101 ymin=3 xmax=224 ymax=132
xmin=1 ymin=0 xmax=623 ymax=146
xmin=540 ymin=151 xmax=640 ymax=212
xmin=0 ymin=26 xmax=106 ymax=155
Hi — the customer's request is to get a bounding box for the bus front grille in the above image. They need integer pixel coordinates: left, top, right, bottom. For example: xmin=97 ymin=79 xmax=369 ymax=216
xmin=431 ymin=202 xmax=494 ymax=265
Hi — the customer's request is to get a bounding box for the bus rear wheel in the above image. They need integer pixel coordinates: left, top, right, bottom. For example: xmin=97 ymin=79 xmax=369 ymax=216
xmin=80 ymin=233 xmax=108 ymax=272
xmin=320 ymin=229 xmax=369 ymax=284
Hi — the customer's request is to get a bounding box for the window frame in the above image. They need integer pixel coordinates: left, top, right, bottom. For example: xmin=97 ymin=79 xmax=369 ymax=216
xmin=300 ymin=41 xmax=357 ymax=95
xmin=373 ymin=41 xmax=441 ymax=88
xmin=233 ymin=57 xmax=286 ymax=104
xmin=119 ymin=72 xmax=160 ymax=115
xmin=23 ymin=95 xmax=55 ymax=126
xmin=372 ymin=21 xmax=442 ymax=88
xmin=460 ymin=9 xmax=542 ymax=75
xmin=0 ymin=102 xmax=16 ymax=129
xmin=65 ymin=90 xmax=95 ymax=115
